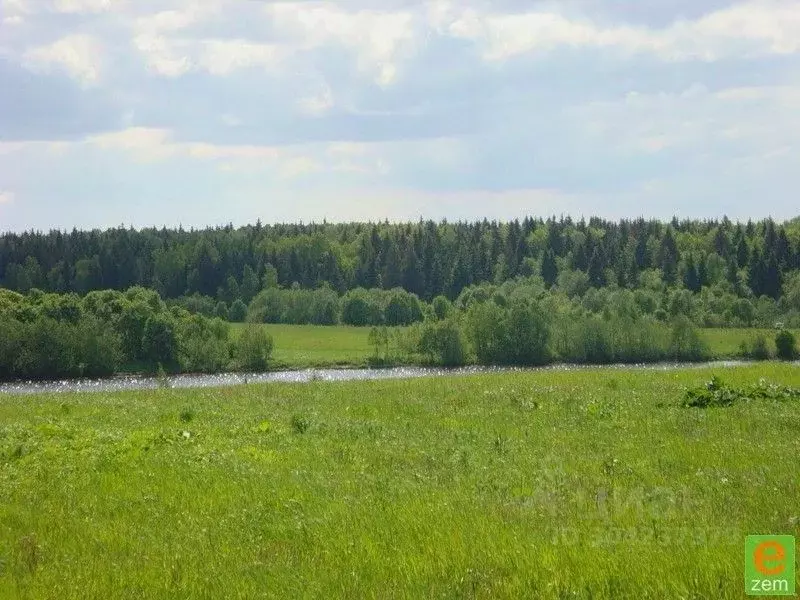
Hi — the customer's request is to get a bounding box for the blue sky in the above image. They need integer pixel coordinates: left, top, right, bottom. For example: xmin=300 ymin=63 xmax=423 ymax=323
xmin=0 ymin=0 xmax=799 ymax=231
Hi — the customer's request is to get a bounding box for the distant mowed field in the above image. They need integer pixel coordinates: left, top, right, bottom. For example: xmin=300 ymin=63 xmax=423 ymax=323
xmin=1 ymin=364 xmax=799 ymax=598
xmin=230 ymin=323 xmax=373 ymax=368
xmin=230 ymin=323 xmax=800 ymax=368
xmin=700 ymin=328 xmax=800 ymax=358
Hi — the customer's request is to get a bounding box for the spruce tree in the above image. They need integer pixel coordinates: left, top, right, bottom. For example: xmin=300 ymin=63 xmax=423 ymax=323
xmin=541 ymin=250 xmax=558 ymax=288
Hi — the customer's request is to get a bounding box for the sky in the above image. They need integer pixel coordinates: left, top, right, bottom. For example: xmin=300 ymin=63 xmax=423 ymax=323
xmin=0 ymin=0 xmax=799 ymax=232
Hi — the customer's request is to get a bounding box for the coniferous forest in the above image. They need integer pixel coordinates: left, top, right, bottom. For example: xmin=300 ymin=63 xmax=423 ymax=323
xmin=2 ymin=216 xmax=800 ymax=303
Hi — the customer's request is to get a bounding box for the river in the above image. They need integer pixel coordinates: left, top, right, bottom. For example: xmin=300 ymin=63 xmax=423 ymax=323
xmin=0 ymin=360 xmax=761 ymax=395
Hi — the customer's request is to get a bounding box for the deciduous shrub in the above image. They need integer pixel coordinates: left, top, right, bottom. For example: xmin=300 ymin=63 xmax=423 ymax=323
xmin=465 ymin=299 xmax=550 ymax=366
xmin=419 ymin=318 xmax=467 ymax=366
xmin=234 ymin=325 xmax=274 ymax=371
xmin=228 ymin=299 xmax=247 ymax=323
xmin=775 ymin=330 xmax=797 ymax=360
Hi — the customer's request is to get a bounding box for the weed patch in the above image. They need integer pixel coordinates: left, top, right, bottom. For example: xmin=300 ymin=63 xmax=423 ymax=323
xmin=683 ymin=375 xmax=800 ymax=408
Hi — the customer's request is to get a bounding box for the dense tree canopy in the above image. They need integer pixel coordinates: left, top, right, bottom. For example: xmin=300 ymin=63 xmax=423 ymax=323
xmin=3 ymin=217 xmax=799 ymax=306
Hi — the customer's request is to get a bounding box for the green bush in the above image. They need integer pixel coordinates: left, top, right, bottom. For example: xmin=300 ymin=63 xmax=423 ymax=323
xmin=431 ymin=296 xmax=452 ymax=321
xmin=234 ymin=325 xmax=274 ymax=371
xmin=739 ymin=335 xmax=772 ymax=360
xmin=775 ymin=330 xmax=797 ymax=360
xmin=384 ymin=290 xmax=423 ymax=326
xmin=215 ymin=301 xmax=229 ymax=320
xmin=669 ymin=316 xmax=709 ymax=361
xmin=142 ymin=314 xmax=178 ymax=366
xmin=341 ymin=294 xmax=374 ymax=326
xmin=465 ymin=299 xmax=550 ymax=366
xmin=419 ymin=318 xmax=467 ymax=366
xmin=228 ymin=299 xmax=247 ymax=323
xmin=177 ymin=315 xmax=231 ymax=373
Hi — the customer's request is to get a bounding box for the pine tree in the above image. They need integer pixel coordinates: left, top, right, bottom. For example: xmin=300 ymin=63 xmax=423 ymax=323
xmin=748 ymin=248 xmax=766 ymax=297
xmin=660 ymin=228 xmax=680 ymax=285
xmin=683 ymin=254 xmax=700 ymax=292
xmin=587 ymin=248 xmax=606 ymax=288
xmin=240 ymin=265 xmax=260 ymax=303
xmin=725 ymin=258 xmax=739 ymax=288
xmin=541 ymin=250 xmax=558 ymax=288
xmin=698 ymin=255 xmax=709 ymax=289
xmin=763 ymin=252 xmax=782 ymax=299
xmin=735 ymin=236 xmax=749 ymax=269
xmin=776 ymin=229 xmax=790 ymax=266
xmin=713 ymin=227 xmax=730 ymax=259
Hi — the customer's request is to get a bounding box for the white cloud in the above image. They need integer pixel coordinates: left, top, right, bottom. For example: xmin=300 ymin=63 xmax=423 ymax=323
xmin=86 ymin=127 xmax=283 ymax=163
xmin=54 ymin=127 xmax=394 ymax=178
xmin=0 ymin=191 xmax=15 ymax=205
xmin=443 ymin=0 xmax=800 ymax=62
xmin=297 ymin=84 xmax=334 ymax=116
xmin=133 ymin=35 xmax=286 ymax=76
xmin=133 ymin=33 xmax=192 ymax=77
xmin=53 ymin=0 xmax=124 ymax=14
xmin=568 ymin=83 xmax=800 ymax=159
xmin=23 ymin=34 xmax=104 ymax=83
xmin=198 ymin=39 xmax=285 ymax=75
xmin=268 ymin=2 xmax=418 ymax=85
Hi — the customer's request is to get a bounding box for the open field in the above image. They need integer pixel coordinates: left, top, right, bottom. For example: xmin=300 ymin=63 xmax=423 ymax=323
xmin=701 ymin=328 xmax=800 ymax=358
xmin=231 ymin=323 xmax=800 ymax=369
xmin=231 ymin=323 xmax=373 ymax=368
xmin=1 ymin=364 xmax=799 ymax=598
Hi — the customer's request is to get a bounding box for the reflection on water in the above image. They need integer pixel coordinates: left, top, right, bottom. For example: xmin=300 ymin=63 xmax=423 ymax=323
xmin=0 ymin=361 xmax=755 ymax=396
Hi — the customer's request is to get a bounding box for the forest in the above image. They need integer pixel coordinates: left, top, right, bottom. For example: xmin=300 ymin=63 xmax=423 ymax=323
xmin=1 ymin=216 xmax=800 ymax=380
xmin=2 ymin=216 xmax=799 ymax=304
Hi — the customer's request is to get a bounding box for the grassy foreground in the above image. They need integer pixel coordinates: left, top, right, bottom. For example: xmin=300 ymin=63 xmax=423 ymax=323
xmin=1 ymin=364 xmax=799 ymax=598
xmin=231 ymin=324 xmax=799 ymax=369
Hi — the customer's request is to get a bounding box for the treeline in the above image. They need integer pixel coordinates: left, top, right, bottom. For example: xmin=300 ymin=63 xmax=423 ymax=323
xmin=370 ymin=275 xmax=799 ymax=367
xmin=0 ymin=288 xmax=273 ymax=381
xmin=366 ymin=281 xmax=713 ymax=368
xmin=2 ymin=217 xmax=800 ymax=305
xmin=176 ymin=271 xmax=800 ymax=330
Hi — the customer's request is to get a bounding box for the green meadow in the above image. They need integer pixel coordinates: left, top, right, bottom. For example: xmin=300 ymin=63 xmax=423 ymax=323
xmin=230 ymin=323 xmax=799 ymax=369
xmin=2 ymin=363 xmax=799 ymax=599
xmin=230 ymin=323 xmax=373 ymax=368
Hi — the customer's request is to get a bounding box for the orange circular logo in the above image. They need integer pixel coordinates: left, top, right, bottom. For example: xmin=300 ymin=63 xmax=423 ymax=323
xmin=754 ymin=540 xmax=786 ymax=576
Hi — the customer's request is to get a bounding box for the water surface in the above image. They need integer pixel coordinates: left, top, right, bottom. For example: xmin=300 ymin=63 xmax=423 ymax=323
xmin=0 ymin=361 xmax=756 ymax=396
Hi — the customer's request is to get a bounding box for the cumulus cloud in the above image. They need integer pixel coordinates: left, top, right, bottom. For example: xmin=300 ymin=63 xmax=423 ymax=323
xmin=23 ymin=35 xmax=104 ymax=84
xmin=53 ymin=0 xmax=124 ymax=14
xmin=445 ymin=0 xmax=800 ymax=61
xmin=2 ymin=0 xmax=800 ymax=230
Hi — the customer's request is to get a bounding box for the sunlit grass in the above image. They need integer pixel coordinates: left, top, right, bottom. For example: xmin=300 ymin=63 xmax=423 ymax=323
xmin=1 ymin=363 xmax=799 ymax=598
xmin=700 ymin=328 xmax=800 ymax=358
xmin=230 ymin=323 xmax=373 ymax=368
xmin=230 ymin=323 xmax=799 ymax=369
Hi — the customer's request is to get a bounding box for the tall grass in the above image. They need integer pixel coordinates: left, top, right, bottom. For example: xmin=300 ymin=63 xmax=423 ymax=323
xmin=0 ymin=364 xmax=798 ymax=598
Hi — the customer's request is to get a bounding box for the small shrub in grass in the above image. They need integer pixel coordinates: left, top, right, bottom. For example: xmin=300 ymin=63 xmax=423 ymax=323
xmin=156 ymin=363 xmax=170 ymax=388
xmin=740 ymin=334 xmax=772 ymax=360
xmin=775 ymin=330 xmax=797 ymax=360
xmin=683 ymin=375 xmax=800 ymax=408
xmin=291 ymin=414 xmax=311 ymax=434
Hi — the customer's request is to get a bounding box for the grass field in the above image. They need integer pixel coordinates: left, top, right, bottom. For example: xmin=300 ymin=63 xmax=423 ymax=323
xmin=1 ymin=364 xmax=799 ymax=598
xmin=700 ymin=328 xmax=800 ymax=358
xmin=231 ymin=323 xmax=799 ymax=369
xmin=231 ymin=323 xmax=373 ymax=368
